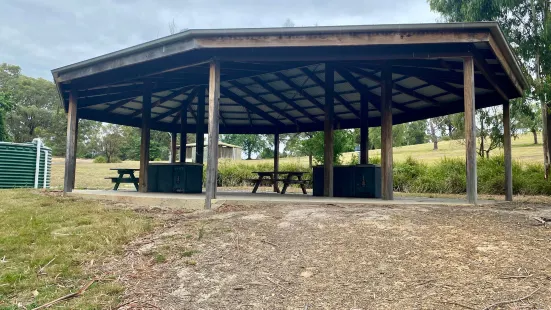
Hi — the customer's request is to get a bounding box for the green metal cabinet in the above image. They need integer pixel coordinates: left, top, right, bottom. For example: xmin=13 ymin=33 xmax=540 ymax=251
xmin=147 ymin=163 xmax=203 ymax=193
xmin=312 ymin=164 xmax=381 ymax=198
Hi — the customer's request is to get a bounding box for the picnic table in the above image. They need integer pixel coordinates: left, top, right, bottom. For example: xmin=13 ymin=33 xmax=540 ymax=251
xmin=249 ymin=171 xmax=308 ymax=194
xmin=106 ymin=168 xmax=139 ymax=191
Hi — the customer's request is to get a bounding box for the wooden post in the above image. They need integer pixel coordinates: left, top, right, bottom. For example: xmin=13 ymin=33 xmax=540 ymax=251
xmin=324 ymin=63 xmax=334 ymax=197
xmin=360 ymin=92 xmax=369 ymax=165
xmin=139 ymin=81 xmax=152 ymax=193
xmin=381 ymin=64 xmax=393 ymax=200
xmin=463 ymin=57 xmax=477 ymax=204
xmin=180 ymin=104 xmax=188 ymax=163
xmin=274 ymin=133 xmax=280 ymax=192
xmin=503 ymin=100 xmax=513 ymax=201
xmin=205 ymin=60 xmax=221 ymax=209
xmin=170 ymin=133 xmax=177 ymax=163
xmin=63 ymin=88 xmax=78 ymax=193
xmin=71 ymin=118 xmax=79 ymax=189
xmin=196 ymin=86 xmax=206 ymax=164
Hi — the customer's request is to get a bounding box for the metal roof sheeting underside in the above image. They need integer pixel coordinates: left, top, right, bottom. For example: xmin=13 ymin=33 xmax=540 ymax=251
xmin=74 ymin=56 xmax=507 ymax=134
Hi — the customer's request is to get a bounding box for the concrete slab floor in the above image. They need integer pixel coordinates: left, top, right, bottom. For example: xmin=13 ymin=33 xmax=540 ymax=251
xmin=69 ymin=189 xmax=496 ymax=210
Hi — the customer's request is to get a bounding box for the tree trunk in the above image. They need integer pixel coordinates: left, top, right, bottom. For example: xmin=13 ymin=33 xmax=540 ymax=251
xmin=478 ymin=114 xmax=485 ymax=158
xmin=546 ymin=103 xmax=551 ymax=179
xmin=479 ymin=137 xmax=484 ymax=158
xmin=308 ymin=154 xmax=313 ymax=168
xmin=485 ymin=149 xmax=490 ymax=159
xmin=429 ymin=120 xmax=438 ymax=150
xmin=447 ymin=124 xmax=453 ymax=137
xmin=533 ymin=130 xmax=538 ymax=144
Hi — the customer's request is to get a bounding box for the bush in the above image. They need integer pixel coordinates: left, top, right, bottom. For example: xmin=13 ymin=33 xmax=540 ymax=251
xmin=93 ymin=156 xmax=107 ymax=163
xmin=153 ymin=158 xmax=163 ymax=162
xmin=201 ymin=160 xmax=312 ymax=187
xmin=389 ymin=155 xmax=551 ymax=196
xmin=93 ymin=156 xmax=122 ymax=163
xmin=198 ymin=155 xmax=551 ymax=196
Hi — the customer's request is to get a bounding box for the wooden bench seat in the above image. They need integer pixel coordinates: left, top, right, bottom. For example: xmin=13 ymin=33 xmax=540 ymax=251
xmin=105 ymin=177 xmax=140 ymax=183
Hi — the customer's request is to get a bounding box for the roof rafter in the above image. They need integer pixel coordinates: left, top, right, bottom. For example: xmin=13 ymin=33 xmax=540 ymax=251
xmin=384 ymin=66 xmax=464 ymax=97
xmin=470 ymin=45 xmax=509 ymax=100
xmin=335 ymin=67 xmax=417 ymax=113
xmin=274 ymin=72 xmax=343 ymax=121
xmin=220 ymin=87 xmax=286 ymax=127
xmin=227 ymin=80 xmax=299 ymax=125
xmin=300 ymin=67 xmax=361 ymax=118
xmin=130 ymin=86 xmax=193 ymax=118
xmin=251 ymin=77 xmax=321 ymax=124
xmin=103 ymin=98 xmax=136 ymax=113
xmin=152 ymin=87 xmax=199 ymax=122
xmin=344 ymin=66 xmax=441 ymax=107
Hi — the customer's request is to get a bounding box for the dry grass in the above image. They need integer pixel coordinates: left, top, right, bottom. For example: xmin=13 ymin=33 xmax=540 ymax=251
xmin=96 ymin=200 xmax=551 ymax=309
xmin=0 ymin=189 xmax=154 ymax=309
xmin=50 ymin=158 xmax=142 ymax=190
xmin=49 ymin=133 xmax=545 ymax=190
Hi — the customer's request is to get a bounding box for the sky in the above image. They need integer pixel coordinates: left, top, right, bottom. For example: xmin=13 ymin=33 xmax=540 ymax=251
xmin=1 ymin=0 xmax=440 ymax=80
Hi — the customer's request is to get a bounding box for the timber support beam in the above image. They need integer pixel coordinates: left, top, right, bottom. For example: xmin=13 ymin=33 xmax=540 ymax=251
xmin=63 ymin=88 xmax=78 ymax=193
xmin=463 ymin=57 xmax=478 ymax=204
xmin=139 ymin=81 xmax=152 ymax=193
xmin=503 ymin=100 xmax=513 ymax=201
xmin=381 ymin=64 xmax=393 ymax=200
xmin=205 ymin=60 xmax=221 ymax=209
xmin=323 ymin=63 xmax=334 ymax=197
xmin=360 ymin=92 xmax=369 ymax=165
xmin=196 ymin=86 xmax=206 ymax=165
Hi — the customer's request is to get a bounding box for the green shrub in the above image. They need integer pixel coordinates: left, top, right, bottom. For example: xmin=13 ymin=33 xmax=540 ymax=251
xmin=393 ymin=157 xmax=426 ymax=192
xmin=405 ymin=157 xmax=466 ymax=193
xmin=200 ymin=155 xmax=551 ymax=196
xmin=348 ymin=153 xmax=359 ymax=165
xmin=93 ymin=156 xmax=107 ymax=163
xmin=93 ymin=156 xmax=122 ymax=163
xmin=153 ymin=158 xmax=163 ymax=162
xmin=369 ymin=156 xmax=381 ymax=165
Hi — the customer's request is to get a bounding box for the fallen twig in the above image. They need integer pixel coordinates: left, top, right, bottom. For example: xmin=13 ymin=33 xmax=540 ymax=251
xmin=245 ymin=281 xmax=269 ymax=286
xmin=498 ymin=274 xmax=532 ymax=279
xmin=32 ymin=278 xmax=97 ymax=310
xmin=143 ymin=301 xmax=161 ymax=309
xmin=114 ymin=300 xmax=134 ymax=309
xmin=439 ymin=301 xmax=475 ymax=309
xmin=411 ymin=279 xmax=435 ymax=287
xmin=266 ymin=277 xmax=295 ymax=295
xmin=532 ymin=217 xmax=551 ymax=226
xmin=261 ymin=239 xmax=278 ymax=247
xmin=481 ymin=286 xmax=541 ymax=310
xmin=37 ymin=256 xmax=56 ymax=275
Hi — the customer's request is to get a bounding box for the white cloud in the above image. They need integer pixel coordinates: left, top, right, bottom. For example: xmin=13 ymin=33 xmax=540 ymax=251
xmin=1 ymin=0 xmax=439 ymax=80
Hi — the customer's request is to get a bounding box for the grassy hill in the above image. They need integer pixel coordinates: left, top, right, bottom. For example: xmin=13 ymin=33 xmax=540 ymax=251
xmin=50 ymin=133 xmax=545 ymax=189
xmin=246 ymin=132 xmax=545 ymax=166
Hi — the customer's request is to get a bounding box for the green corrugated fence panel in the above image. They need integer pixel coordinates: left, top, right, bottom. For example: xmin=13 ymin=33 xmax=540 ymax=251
xmin=0 ymin=141 xmax=52 ymax=189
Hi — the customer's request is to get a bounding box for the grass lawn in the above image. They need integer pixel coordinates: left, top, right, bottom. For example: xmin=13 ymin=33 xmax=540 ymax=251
xmin=49 ymin=133 xmax=546 ymax=190
xmin=0 ymin=190 xmax=154 ymax=309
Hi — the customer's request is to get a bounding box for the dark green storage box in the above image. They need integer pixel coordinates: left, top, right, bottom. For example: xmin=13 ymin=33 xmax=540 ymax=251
xmin=147 ymin=163 xmax=203 ymax=193
xmin=312 ymin=164 xmax=381 ymax=198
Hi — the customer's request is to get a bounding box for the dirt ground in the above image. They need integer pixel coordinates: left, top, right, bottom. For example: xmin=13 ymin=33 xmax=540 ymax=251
xmin=98 ymin=201 xmax=551 ymax=309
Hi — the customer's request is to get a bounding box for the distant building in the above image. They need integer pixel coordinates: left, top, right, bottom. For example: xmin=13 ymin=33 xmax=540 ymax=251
xmin=178 ymin=142 xmax=242 ymax=162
